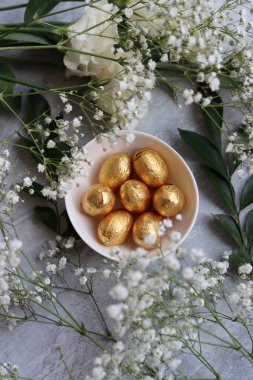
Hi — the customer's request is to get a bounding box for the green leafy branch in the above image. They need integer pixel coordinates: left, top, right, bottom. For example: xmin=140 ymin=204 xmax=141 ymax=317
xmin=18 ymin=92 xmax=79 ymax=238
xmin=179 ymin=93 xmax=253 ymax=269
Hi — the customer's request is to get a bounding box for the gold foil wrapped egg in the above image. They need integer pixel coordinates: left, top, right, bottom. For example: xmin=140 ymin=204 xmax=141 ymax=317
xmin=133 ymin=148 xmax=169 ymax=188
xmin=98 ymin=210 xmax=133 ymax=246
xmin=153 ymin=184 xmax=185 ymax=217
xmin=119 ymin=179 xmax=151 ymax=213
xmin=98 ymin=153 xmax=132 ymax=190
xmin=132 ymin=212 xmax=163 ymax=250
xmin=82 ymin=184 xmax=115 ymax=217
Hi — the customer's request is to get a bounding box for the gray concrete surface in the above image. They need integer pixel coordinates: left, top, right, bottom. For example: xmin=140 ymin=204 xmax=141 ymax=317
xmin=0 ymin=2 xmax=252 ymax=379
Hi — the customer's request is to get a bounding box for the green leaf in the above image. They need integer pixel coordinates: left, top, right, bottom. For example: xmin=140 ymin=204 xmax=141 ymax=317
xmin=24 ymin=0 xmax=84 ymax=22
xmin=61 ymin=209 xmax=80 ymax=239
xmin=109 ymin=0 xmax=129 ymax=7
xmin=245 ymin=209 xmax=253 ymax=244
xmin=46 ymin=139 xmax=71 ymax=159
xmin=218 ymin=74 xmax=239 ymax=89
xmin=231 ymin=247 xmax=251 ymax=268
xmin=0 ymin=61 xmax=19 ymax=113
xmin=34 ymin=206 xmax=58 ymax=232
xmin=240 ymin=175 xmax=253 ymax=211
xmin=23 ymin=92 xmax=50 ymax=148
xmin=24 ymin=91 xmax=50 ymax=124
xmin=228 ymin=152 xmax=240 ymax=176
xmin=24 ymin=0 xmax=61 ymax=22
xmin=62 ymin=225 xmax=80 ymax=239
xmin=17 ymin=132 xmax=43 ymax=164
xmin=2 ymin=33 xmax=51 ymax=45
xmin=22 ymin=181 xmax=51 ymax=202
xmin=202 ymin=95 xmax=223 ymax=151
xmin=179 ymin=129 xmax=227 ymax=178
xmin=201 ymin=165 xmax=236 ymax=214
xmin=214 ymin=214 xmax=244 ymax=249
xmin=249 ymin=244 xmax=253 ymax=260
xmin=0 ymin=62 xmax=14 ymax=94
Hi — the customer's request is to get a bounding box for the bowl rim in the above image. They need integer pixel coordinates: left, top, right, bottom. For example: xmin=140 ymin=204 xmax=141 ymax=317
xmin=65 ymin=130 xmax=199 ymax=260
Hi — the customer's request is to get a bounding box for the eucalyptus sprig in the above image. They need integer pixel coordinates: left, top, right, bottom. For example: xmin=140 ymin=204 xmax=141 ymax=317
xmin=179 ymin=93 xmax=253 ymax=269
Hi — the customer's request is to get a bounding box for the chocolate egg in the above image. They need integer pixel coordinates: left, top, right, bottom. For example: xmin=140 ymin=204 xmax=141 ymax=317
xmin=98 ymin=210 xmax=133 ymax=246
xmin=132 ymin=212 xmax=163 ymax=250
xmin=119 ymin=179 xmax=151 ymax=213
xmin=153 ymin=185 xmax=185 ymax=217
xmin=133 ymin=148 xmax=169 ymax=188
xmin=99 ymin=153 xmax=132 ymax=190
xmin=82 ymin=184 xmax=115 ymax=217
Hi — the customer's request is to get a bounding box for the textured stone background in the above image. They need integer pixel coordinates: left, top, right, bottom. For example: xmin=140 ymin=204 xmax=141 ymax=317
xmin=0 ymin=2 xmax=252 ymax=379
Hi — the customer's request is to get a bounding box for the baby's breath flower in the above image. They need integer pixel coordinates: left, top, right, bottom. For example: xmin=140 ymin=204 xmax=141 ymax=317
xmin=23 ymin=177 xmax=33 ymax=187
xmin=124 ymin=8 xmax=133 ymax=18
xmin=75 ymin=268 xmax=84 ymax=276
xmin=103 ymin=269 xmax=111 ymax=278
xmin=72 ymin=117 xmax=81 ymax=128
xmin=37 ymin=163 xmax=45 ymax=173
xmin=58 ymin=257 xmax=67 ymax=271
xmin=46 ymin=140 xmax=56 ymax=149
xmin=110 ymin=284 xmax=129 ymax=301
xmin=46 ymin=263 xmax=57 ymax=275
xmin=239 ymin=263 xmax=253 ymax=275
xmin=79 ymin=276 xmax=88 ymax=286
xmin=64 ymin=103 xmax=72 ymax=114
xmin=60 ymin=93 xmax=68 ymax=103
xmin=87 ymin=267 xmax=97 ymax=274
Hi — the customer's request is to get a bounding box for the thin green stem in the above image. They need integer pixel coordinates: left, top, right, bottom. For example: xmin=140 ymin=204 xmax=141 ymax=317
xmin=85 ymin=333 xmax=106 ymax=351
xmin=57 ymin=347 xmax=74 ymax=380
xmin=0 ymin=3 xmax=27 ymax=12
xmin=0 ymin=44 xmax=121 ymax=63
xmin=205 ymin=303 xmax=253 ymax=365
xmin=0 ymin=55 xmax=63 ymax=68
xmin=182 ymin=335 xmax=222 ymax=379
xmin=86 ymin=282 xmax=112 ymax=337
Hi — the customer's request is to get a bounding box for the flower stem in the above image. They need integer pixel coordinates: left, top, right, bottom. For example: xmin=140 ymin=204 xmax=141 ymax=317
xmin=56 ymin=347 xmax=74 ymax=380
xmin=0 ymin=44 xmax=121 ymax=63
xmin=86 ymin=281 xmax=113 ymax=338
xmin=0 ymin=3 xmax=27 ymax=12
xmin=0 ymin=55 xmax=63 ymax=68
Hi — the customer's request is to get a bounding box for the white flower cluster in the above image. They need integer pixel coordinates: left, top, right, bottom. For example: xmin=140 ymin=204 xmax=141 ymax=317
xmin=62 ymin=0 xmax=253 ymax=132
xmin=42 ymin=145 xmax=91 ymax=200
xmin=0 ymin=150 xmax=21 ymax=216
xmin=38 ymin=236 xmax=98 ymax=286
xmin=28 ymin=271 xmax=55 ymax=306
xmin=0 ymin=238 xmax=22 ymax=311
xmin=0 ymin=150 xmax=24 ymax=314
xmin=97 ymin=52 xmax=156 ymax=132
xmin=63 ymin=0 xmax=157 ymax=135
xmin=30 ymin=112 xmax=93 ymax=200
xmin=229 ymin=279 xmax=253 ymax=319
xmin=86 ymin=240 xmax=236 ymax=379
xmin=223 ymin=34 xmax=253 ymax=172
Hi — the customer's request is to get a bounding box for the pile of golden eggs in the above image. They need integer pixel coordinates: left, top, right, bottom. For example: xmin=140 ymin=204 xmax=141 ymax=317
xmin=81 ymin=148 xmax=185 ymax=250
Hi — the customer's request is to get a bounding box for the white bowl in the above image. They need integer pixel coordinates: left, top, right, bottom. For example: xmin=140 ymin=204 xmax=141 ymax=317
xmin=65 ymin=131 xmax=199 ymax=261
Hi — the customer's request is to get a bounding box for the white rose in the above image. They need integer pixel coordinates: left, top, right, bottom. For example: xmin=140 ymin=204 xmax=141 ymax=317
xmin=63 ymin=0 xmax=122 ymax=80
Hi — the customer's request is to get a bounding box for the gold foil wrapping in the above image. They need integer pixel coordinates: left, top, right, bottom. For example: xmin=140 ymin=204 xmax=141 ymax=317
xmin=133 ymin=148 xmax=169 ymax=188
xmin=153 ymin=184 xmax=185 ymax=217
xmin=119 ymin=179 xmax=151 ymax=213
xmin=132 ymin=212 xmax=163 ymax=250
xmin=98 ymin=153 xmax=132 ymax=190
xmin=81 ymin=148 xmax=185 ymax=250
xmin=82 ymin=184 xmax=115 ymax=217
xmin=98 ymin=210 xmax=133 ymax=246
